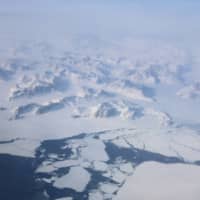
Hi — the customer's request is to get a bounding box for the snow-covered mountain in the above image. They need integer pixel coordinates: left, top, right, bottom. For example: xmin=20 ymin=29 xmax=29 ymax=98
xmin=0 ymin=37 xmax=200 ymax=200
xmin=177 ymin=82 xmax=200 ymax=99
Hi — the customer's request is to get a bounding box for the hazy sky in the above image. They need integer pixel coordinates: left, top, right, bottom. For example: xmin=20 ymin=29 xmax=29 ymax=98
xmin=0 ymin=0 xmax=200 ymax=47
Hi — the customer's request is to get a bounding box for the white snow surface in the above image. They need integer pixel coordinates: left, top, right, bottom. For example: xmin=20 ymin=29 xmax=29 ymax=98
xmin=53 ymin=166 xmax=91 ymax=192
xmin=115 ymin=162 xmax=200 ymax=200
